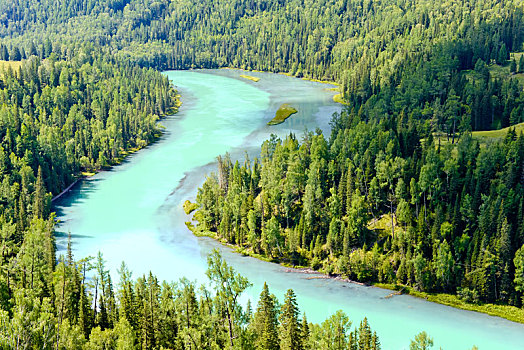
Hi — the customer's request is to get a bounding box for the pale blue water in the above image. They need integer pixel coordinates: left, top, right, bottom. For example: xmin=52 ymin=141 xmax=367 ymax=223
xmin=54 ymin=69 xmax=524 ymax=349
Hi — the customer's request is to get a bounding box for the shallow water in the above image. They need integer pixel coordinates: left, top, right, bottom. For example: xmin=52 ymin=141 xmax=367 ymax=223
xmin=54 ymin=69 xmax=524 ymax=349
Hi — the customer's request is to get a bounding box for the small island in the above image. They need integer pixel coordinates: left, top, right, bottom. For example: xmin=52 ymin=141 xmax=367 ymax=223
xmin=239 ymin=74 xmax=260 ymax=82
xmin=267 ymin=103 xmax=298 ymax=125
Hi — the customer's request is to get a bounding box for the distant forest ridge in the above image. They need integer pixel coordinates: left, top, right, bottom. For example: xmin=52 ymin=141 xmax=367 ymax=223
xmin=1 ymin=0 xmax=524 ymax=131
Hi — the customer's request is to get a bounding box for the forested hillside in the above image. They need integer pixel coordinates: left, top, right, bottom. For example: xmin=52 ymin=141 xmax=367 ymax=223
xmin=0 ymin=0 xmax=523 ymax=347
xmin=192 ymin=111 xmax=524 ymax=308
xmin=2 ymin=0 xmax=524 ymax=131
xmin=0 ymin=48 xmax=181 ymax=346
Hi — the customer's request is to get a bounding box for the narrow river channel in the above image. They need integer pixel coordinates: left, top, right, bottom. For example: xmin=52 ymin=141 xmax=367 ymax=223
xmin=54 ymin=69 xmax=524 ymax=349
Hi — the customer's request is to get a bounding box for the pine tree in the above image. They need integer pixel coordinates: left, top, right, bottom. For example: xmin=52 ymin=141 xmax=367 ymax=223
xmin=358 ymin=317 xmax=372 ymax=350
xmin=497 ymin=44 xmax=508 ymax=65
xmin=371 ymin=331 xmax=381 ymax=350
xmin=118 ymin=262 xmax=138 ymax=330
xmin=252 ymin=282 xmax=279 ymax=350
xmin=33 ymin=166 xmax=46 ymax=219
xmin=78 ymin=283 xmax=92 ymax=338
xmin=280 ymin=289 xmax=302 ymax=350
xmin=301 ymin=314 xmax=310 ymax=350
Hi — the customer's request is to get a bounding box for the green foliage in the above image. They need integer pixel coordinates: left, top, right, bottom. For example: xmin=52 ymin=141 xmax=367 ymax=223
xmin=268 ymin=104 xmax=298 ymax=125
xmin=252 ymin=282 xmax=280 ymax=350
xmin=194 ymin=112 xmax=524 ymax=308
xmin=409 ymin=331 xmax=434 ymax=350
xmin=183 ymin=200 xmax=199 ymax=215
xmin=0 ymin=245 xmax=384 ymax=349
xmin=206 ymin=249 xmax=252 ymax=347
xmin=279 ymin=289 xmax=303 ymax=350
xmin=514 ymin=245 xmax=524 ymax=303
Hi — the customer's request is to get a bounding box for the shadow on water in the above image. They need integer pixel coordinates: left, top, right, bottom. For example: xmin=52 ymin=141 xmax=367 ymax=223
xmin=54 ymin=231 xmax=95 ymax=252
xmin=53 ymin=178 xmax=103 ymax=214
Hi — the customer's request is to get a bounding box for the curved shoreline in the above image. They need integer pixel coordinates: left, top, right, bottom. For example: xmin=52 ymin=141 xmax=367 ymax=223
xmin=190 ymin=219 xmax=524 ymax=325
xmin=51 ymin=95 xmax=180 ymax=204
xmin=54 ymin=69 xmax=524 ymax=349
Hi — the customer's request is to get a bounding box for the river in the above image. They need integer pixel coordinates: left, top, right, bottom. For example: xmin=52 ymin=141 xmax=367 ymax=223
xmin=54 ymin=69 xmax=524 ymax=349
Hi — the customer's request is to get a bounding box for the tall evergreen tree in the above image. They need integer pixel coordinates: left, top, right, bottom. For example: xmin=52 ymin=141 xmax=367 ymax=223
xmin=252 ymin=282 xmax=279 ymax=350
xmin=280 ymin=289 xmax=302 ymax=350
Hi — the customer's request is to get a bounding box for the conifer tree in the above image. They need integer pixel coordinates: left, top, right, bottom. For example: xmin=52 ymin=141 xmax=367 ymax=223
xmin=280 ymin=289 xmax=302 ymax=350
xmin=252 ymin=282 xmax=279 ymax=350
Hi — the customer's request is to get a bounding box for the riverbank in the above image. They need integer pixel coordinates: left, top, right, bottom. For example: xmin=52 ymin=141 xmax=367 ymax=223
xmin=52 ymin=177 xmax=84 ymax=202
xmin=219 ymin=66 xmax=346 ymax=105
xmin=52 ymin=93 xmax=180 ymax=203
xmin=185 ymin=205 xmax=524 ymax=325
xmin=374 ymin=283 xmax=524 ymax=324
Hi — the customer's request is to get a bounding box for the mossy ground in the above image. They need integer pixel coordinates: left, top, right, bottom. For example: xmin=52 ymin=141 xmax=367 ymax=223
xmin=239 ymin=74 xmax=260 ymax=82
xmin=267 ymin=104 xmax=298 ymax=125
xmin=471 ymin=122 xmax=524 ymax=138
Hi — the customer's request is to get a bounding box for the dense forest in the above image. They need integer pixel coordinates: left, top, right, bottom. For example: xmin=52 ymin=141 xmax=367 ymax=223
xmin=2 ymin=0 xmax=524 ymax=131
xmin=0 ymin=242 xmax=387 ymax=349
xmin=0 ymin=0 xmax=523 ymax=348
xmin=0 ymin=51 xmax=182 ymax=347
xmin=0 ymin=51 xmax=391 ymax=349
xmin=192 ymin=114 xmax=524 ymax=305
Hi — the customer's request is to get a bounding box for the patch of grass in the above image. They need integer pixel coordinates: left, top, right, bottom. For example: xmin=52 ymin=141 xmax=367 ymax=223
xmin=472 ymin=122 xmax=524 ymax=139
xmin=374 ymin=283 xmax=524 ymax=324
xmin=239 ymin=74 xmax=260 ymax=82
xmin=183 ymin=200 xmax=199 ymax=215
xmin=429 ymin=123 xmax=524 ymax=148
xmin=367 ymin=214 xmax=403 ymax=236
xmin=301 ymin=76 xmax=340 ymax=86
xmin=489 ymin=62 xmax=510 ymax=80
xmin=268 ymin=104 xmax=298 ymax=125
xmin=333 ymin=93 xmax=347 ymax=105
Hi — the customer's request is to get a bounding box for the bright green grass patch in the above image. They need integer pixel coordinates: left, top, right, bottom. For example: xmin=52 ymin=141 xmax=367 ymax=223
xmin=374 ymin=283 xmax=524 ymax=324
xmin=333 ymin=93 xmax=347 ymax=104
xmin=429 ymin=122 xmax=524 ymax=147
xmin=326 ymin=87 xmax=347 ymax=104
xmin=183 ymin=200 xmax=199 ymax=215
xmin=268 ymin=104 xmax=298 ymax=125
xmin=239 ymin=74 xmax=260 ymax=82
xmin=472 ymin=122 xmax=524 ymax=138
xmin=367 ymin=214 xmax=403 ymax=237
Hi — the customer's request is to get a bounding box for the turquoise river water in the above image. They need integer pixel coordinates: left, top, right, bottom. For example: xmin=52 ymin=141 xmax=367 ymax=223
xmin=54 ymin=69 xmax=524 ymax=349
